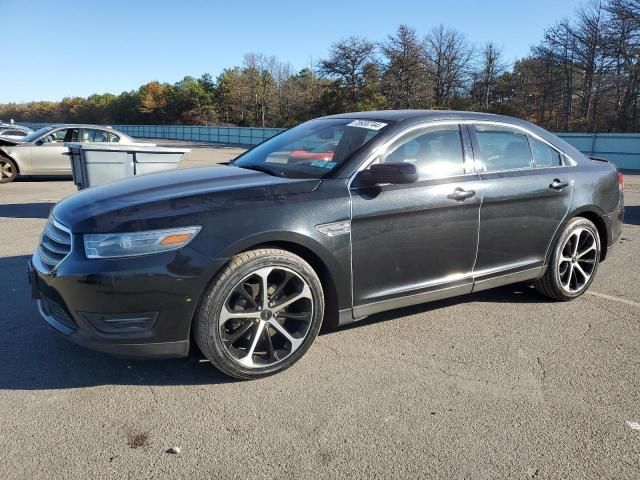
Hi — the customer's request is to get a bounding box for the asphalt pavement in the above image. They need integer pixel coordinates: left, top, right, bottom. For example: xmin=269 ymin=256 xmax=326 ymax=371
xmin=0 ymin=147 xmax=638 ymax=479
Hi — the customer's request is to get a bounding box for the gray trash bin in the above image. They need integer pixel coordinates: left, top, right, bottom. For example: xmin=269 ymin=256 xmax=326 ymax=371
xmin=65 ymin=143 xmax=190 ymax=190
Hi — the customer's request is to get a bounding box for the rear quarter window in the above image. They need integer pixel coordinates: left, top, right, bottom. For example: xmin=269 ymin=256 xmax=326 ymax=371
xmin=529 ymin=137 xmax=563 ymax=167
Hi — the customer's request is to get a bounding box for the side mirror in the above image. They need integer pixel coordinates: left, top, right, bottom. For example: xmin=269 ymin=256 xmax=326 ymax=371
xmin=356 ymin=162 xmax=418 ymax=186
xmin=35 ymin=139 xmax=44 ymax=146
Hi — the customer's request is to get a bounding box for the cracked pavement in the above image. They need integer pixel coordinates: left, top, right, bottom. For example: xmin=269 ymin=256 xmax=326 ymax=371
xmin=0 ymin=147 xmax=638 ymax=479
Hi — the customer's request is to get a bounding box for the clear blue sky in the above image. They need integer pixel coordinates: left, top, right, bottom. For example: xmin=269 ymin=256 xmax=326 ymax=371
xmin=0 ymin=0 xmax=584 ymax=103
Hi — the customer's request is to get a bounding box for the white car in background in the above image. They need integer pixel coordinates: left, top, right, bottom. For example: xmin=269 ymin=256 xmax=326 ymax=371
xmin=0 ymin=124 xmax=136 ymax=183
xmin=0 ymin=124 xmax=32 ymax=140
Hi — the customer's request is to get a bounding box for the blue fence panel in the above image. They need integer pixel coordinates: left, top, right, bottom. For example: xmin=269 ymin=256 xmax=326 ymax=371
xmin=557 ymin=133 xmax=640 ymax=170
xmin=13 ymin=121 xmax=640 ymax=169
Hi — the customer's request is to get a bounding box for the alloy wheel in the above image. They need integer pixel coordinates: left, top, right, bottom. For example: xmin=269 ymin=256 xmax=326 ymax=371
xmin=0 ymin=159 xmax=15 ymax=181
xmin=557 ymin=227 xmax=598 ymax=294
xmin=218 ymin=266 xmax=314 ymax=368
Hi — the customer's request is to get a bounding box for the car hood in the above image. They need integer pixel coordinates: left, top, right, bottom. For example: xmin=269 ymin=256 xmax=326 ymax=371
xmin=52 ymin=165 xmax=321 ymax=232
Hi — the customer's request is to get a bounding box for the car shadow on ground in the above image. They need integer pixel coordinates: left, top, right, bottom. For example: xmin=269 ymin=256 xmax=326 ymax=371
xmin=624 ymin=205 xmax=639 ymax=226
xmin=0 ymin=253 xmax=555 ymax=391
xmin=0 ymin=202 xmax=55 ymax=219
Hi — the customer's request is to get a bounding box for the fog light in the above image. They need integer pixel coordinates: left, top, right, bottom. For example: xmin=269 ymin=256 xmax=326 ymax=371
xmin=79 ymin=312 xmax=158 ymax=334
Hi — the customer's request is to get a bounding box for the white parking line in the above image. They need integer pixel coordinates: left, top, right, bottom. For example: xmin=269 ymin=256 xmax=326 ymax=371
xmin=626 ymin=421 xmax=640 ymax=431
xmin=587 ymin=290 xmax=640 ymax=309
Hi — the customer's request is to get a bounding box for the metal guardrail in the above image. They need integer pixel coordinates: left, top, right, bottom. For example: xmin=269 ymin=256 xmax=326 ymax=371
xmin=17 ymin=122 xmax=640 ymax=169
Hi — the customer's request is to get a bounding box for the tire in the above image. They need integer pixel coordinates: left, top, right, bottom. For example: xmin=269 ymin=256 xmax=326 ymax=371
xmin=195 ymin=248 xmax=324 ymax=380
xmin=0 ymin=157 xmax=18 ymax=183
xmin=535 ymin=217 xmax=601 ymax=301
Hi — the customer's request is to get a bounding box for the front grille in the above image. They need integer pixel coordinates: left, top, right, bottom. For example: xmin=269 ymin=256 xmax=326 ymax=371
xmin=41 ymin=295 xmax=76 ymax=329
xmin=38 ymin=218 xmax=72 ymax=273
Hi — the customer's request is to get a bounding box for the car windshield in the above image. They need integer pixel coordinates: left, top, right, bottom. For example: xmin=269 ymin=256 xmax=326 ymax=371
xmin=231 ymin=118 xmax=392 ymax=178
xmin=22 ymin=126 xmax=55 ymax=142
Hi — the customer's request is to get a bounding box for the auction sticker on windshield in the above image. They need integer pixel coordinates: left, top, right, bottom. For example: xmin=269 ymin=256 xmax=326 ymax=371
xmin=347 ymin=120 xmax=387 ymax=130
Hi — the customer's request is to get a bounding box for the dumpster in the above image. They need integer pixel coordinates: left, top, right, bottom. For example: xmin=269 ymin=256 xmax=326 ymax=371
xmin=65 ymin=143 xmax=190 ymax=190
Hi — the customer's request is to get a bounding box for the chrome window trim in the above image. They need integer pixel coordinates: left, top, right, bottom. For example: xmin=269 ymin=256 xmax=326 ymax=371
xmin=471 ymin=122 xmax=570 ymax=172
xmin=348 ymin=119 xmax=577 ymax=188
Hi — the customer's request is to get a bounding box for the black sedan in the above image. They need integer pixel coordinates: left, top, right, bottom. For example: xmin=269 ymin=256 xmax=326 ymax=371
xmin=30 ymin=111 xmax=625 ymax=379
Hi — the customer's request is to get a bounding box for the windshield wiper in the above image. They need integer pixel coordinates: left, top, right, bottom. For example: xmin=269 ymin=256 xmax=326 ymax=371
xmin=237 ymin=164 xmax=288 ymax=178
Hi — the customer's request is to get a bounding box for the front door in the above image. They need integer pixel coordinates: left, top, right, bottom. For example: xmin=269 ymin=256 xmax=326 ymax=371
xmin=469 ymin=124 xmax=573 ymax=288
xmin=30 ymin=127 xmax=79 ymax=174
xmin=350 ymin=124 xmax=482 ymax=317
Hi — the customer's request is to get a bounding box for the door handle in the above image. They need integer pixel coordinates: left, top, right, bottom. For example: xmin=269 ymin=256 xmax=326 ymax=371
xmin=448 ymin=187 xmax=476 ymax=201
xmin=549 ymin=179 xmax=570 ymax=190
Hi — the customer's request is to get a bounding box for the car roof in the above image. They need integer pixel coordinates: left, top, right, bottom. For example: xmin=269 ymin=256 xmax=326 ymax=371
xmin=42 ymin=124 xmax=118 ymax=129
xmin=322 ymin=109 xmax=538 ymax=126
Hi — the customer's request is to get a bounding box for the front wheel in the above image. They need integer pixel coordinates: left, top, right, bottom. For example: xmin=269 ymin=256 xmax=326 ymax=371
xmin=535 ymin=217 xmax=601 ymax=301
xmin=195 ymin=248 xmax=324 ymax=379
xmin=0 ymin=157 xmax=18 ymax=183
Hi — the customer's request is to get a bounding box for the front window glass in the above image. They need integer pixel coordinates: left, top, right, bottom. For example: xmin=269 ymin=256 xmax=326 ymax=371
xmin=474 ymin=125 xmax=533 ymax=171
xmin=43 ymin=128 xmax=79 ymax=143
xmin=231 ymin=118 xmax=392 ymax=179
xmin=380 ymin=126 xmax=465 ymax=178
xmin=23 ymin=126 xmax=55 ymax=142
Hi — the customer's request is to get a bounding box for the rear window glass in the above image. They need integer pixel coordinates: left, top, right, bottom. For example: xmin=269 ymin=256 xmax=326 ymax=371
xmin=474 ymin=125 xmax=533 ymax=171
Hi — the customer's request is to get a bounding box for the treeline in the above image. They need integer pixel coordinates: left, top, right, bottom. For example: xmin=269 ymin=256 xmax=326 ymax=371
xmin=2 ymin=0 xmax=640 ymax=132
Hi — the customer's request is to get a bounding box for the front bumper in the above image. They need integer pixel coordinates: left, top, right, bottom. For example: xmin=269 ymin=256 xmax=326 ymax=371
xmin=29 ymin=244 xmax=228 ymax=359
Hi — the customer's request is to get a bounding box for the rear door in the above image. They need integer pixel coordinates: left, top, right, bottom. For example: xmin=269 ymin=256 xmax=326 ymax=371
xmin=469 ymin=124 xmax=573 ymax=289
xmin=30 ymin=127 xmax=79 ymax=174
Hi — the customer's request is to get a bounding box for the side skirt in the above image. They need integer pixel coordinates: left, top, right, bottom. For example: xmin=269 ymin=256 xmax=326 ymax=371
xmin=341 ymin=283 xmax=473 ymax=326
xmin=339 ymin=265 xmax=544 ymax=327
xmin=471 ymin=266 xmax=543 ymax=293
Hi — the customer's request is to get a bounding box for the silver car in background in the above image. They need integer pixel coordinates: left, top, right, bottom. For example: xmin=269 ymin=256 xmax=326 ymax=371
xmin=0 ymin=124 xmax=136 ymax=183
xmin=0 ymin=124 xmax=32 ymax=140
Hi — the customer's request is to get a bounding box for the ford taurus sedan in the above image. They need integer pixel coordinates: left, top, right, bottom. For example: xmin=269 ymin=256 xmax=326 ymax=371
xmin=0 ymin=124 xmax=135 ymax=183
xmin=29 ymin=111 xmax=624 ymax=379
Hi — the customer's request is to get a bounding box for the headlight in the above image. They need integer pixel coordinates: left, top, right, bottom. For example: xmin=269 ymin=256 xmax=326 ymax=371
xmin=84 ymin=226 xmax=202 ymax=259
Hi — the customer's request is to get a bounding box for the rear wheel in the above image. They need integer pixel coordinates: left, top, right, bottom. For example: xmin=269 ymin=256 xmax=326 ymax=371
xmin=0 ymin=157 xmax=17 ymax=183
xmin=195 ymin=248 xmax=324 ymax=379
xmin=535 ymin=217 xmax=601 ymax=301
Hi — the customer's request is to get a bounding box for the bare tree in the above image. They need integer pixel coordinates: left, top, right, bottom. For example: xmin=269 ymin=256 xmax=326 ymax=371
xmin=606 ymin=0 xmax=640 ymax=130
xmin=424 ymin=25 xmax=475 ymax=107
xmin=571 ymin=0 xmax=611 ymax=130
xmin=473 ymin=42 xmax=507 ymax=111
xmin=534 ymin=20 xmax=577 ymax=130
xmin=380 ymin=25 xmax=430 ymax=108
